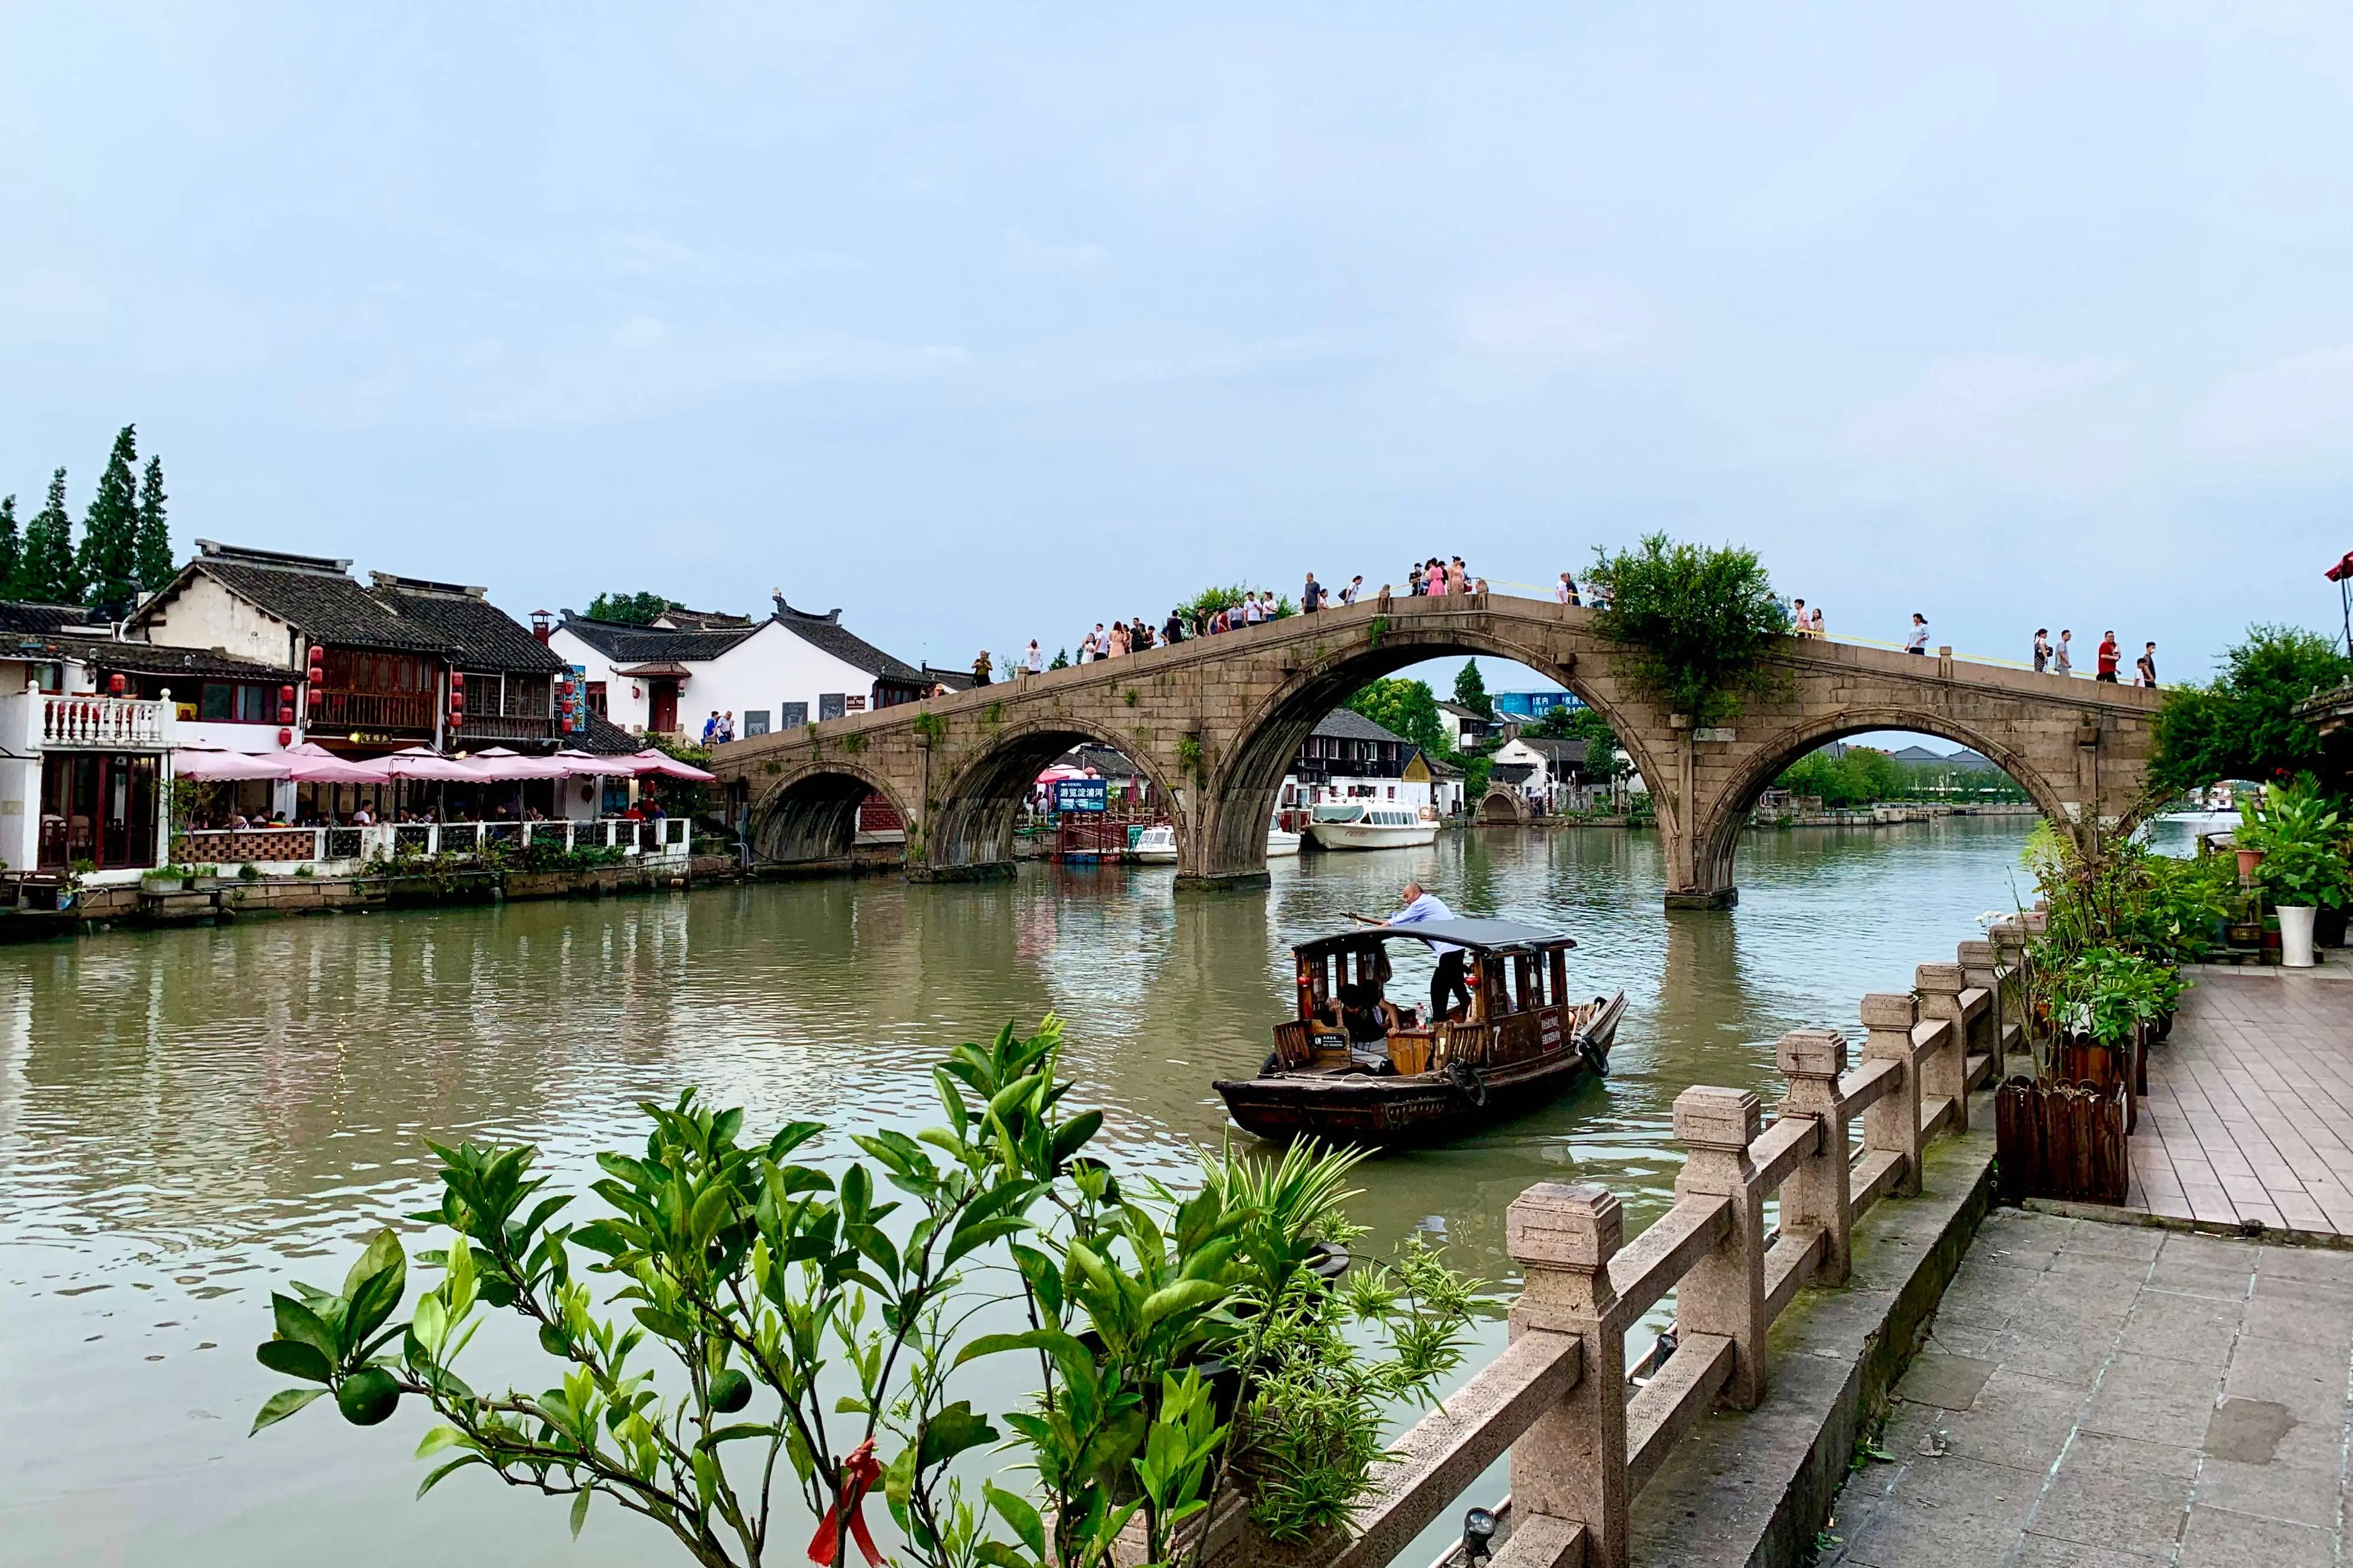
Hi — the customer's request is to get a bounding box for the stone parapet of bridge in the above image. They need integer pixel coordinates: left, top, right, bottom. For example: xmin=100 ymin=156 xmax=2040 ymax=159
xmin=707 ymin=592 xmax=2160 ymax=905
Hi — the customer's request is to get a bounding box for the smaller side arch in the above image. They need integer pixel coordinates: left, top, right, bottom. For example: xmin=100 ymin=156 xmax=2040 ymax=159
xmin=1474 ymin=786 xmax=1532 ymax=825
xmin=1694 ymin=708 xmax=2074 ymax=892
xmin=929 ymin=715 xmax=1189 ymax=876
xmin=751 ymin=760 xmax=916 ymax=866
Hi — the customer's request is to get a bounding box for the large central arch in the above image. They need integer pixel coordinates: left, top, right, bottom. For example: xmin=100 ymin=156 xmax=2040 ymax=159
xmin=1197 ymin=622 xmax=1674 ymax=883
xmin=1692 ymin=707 xmax=2072 ymax=894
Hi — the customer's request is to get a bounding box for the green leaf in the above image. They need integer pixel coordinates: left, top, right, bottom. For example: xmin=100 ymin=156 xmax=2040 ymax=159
xmin=249 ymin=1387 xmax=327 ymax=1434
xmin=916 ymin=1400 xmax=999 ymax=1471
xmin=953 ymin=1328 xmax=1093 ymax=1376
xmin=984 ymin=1481 xmax=1047 ymax=1557
xmin=255 ymin=1338 xmax=335 ymax=1384
xmin=1049 ymin=1110 xmax=1103 ymax=1166
xmin=414 ymin=1424 xmax=466 ymax=1459
xmin=270 ymin=1294 xmax=339 ymax=1363
xmin=341 ymin=1228 xmax=405 ymax=1302
xmin=417 ymin=1455 xmax=483 ymax=1499
xmin=570 ymin=1488 xmax=592 ymax=1538
xmin=342 ymin=1232 xmax=408 ymax=1352
xmin=940 ymin=1214 xmax=1026 ymax=1270
xmin=1139 ymin=1279 xmax=1227 ymax=1327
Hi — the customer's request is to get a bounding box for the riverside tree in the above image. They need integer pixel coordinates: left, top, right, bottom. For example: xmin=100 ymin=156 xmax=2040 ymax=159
xmin=135 ymin=454 xmax=172 ymax=591
xmin=20 ymin=469 xmax=81 ymax=606
xmin=1346 ymin=676 xmax=1448 ymax=758
xmin=77 ymin=425 xmax=143 ymax=614
xmin=0 ymin=496 xmax=19 ymax=597
xmin=2152 ymin=624 xmax=2351 ymax=795
xmin=1451 ymin=660 xmax=1493 ymax=720
xmin=587 ymin=591 xmax=683 ymax=624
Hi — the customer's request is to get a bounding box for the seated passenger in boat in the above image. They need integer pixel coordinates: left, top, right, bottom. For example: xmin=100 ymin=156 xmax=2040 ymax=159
xmin=1324 ymin=978 xmax=1406 ymax=1072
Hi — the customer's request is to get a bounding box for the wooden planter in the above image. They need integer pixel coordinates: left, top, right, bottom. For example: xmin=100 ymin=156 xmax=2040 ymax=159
xmin=1996 ymin=1077 xmax=2132 ymax=1206
xmin=2050 ymin=1030 xmax=2144 ymax=1132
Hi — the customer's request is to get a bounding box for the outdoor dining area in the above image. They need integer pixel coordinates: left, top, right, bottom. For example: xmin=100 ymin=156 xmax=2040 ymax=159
xmin=168 ymin=744 xmax=716 ymax=870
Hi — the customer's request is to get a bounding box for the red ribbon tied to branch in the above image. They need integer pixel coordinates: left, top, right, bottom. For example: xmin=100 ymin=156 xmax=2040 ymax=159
xmin=807 ymin=1437 xmax=885 ymax=1567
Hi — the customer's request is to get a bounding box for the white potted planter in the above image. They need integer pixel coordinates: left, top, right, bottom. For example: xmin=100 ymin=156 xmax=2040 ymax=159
xmin=140 ymin=868 xmax=188 ymax=894
xmin=2279 ymin=905 xmax=2319 ymax=968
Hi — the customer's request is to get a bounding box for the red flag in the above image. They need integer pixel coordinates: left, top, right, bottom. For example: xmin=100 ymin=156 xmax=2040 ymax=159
xmin=807 ymin=1438 xmax=885 ymax=1567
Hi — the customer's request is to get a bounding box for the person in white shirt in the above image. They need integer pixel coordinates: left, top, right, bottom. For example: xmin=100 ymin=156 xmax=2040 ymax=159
xmin=1025 ymin=640 xmax=1044 ymax=675
xmin=1906 ymin=614 xmax=1929 ymax=655
xmin=1355 ymin=881 xmax=1472 ymax=1021
xmin=1243 ymin=594 xmax=1265 ymax=624
xmin=1340 ymin=575 xmax=1363 ymax=606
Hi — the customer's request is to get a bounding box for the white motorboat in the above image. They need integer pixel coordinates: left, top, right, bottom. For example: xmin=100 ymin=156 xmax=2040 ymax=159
xmin=1304 ymin=801 xmax=1439 ymax=851
xmin=1132 ymin=824 xmax=1179 ymax=864
xmin=1266 ymin=825 xmax=1302 ymax=857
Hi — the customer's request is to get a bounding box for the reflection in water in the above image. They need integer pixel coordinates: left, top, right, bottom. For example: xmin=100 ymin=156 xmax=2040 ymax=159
xmin=0 ymin=818 xmax=2037 ymax=1566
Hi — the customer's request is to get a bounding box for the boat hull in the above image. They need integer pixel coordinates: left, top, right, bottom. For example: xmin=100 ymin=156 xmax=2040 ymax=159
xmin=1266 ymin=829 xmax=1302 ymax=857
xmin=1214 ymin=991 xmax=1626 ymax=1149
xmin=1304 ymin=821 xmax=1439 ymax=851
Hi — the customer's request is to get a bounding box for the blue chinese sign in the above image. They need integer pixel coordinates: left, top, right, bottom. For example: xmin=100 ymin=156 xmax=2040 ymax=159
xmin=1055 ymin=779 xmax=1109 ymax=814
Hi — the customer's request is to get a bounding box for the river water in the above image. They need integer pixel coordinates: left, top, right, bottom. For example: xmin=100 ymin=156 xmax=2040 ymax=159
xmin=0 ymin=818 xmax=2053 ymax=1567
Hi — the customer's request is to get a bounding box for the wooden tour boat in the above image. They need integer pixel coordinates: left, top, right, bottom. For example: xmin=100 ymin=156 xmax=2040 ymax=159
xmin=1214 ymin=918 xmax=1626 ymax=1147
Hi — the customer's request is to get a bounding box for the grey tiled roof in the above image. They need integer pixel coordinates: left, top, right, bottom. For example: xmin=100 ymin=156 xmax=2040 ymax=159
xmin=11 ymin=635 xmax=288 ymax=682
xmin=0 ymin=601 xmax=100 ymax=636
xmin=558 ymin=616 xmax=759 ymax=663
xmin=1512 ymin=737 xmax=1589 ymax=765
xmin=371 ymin=578 xmax=565 ymax=674
xmin=771 ymin=598 xmax=925 ymax=686
xmin=177 ymin=559 xmax=457 ymax=653
xmin=1312 ymin=708 xmax=1410 ymax=744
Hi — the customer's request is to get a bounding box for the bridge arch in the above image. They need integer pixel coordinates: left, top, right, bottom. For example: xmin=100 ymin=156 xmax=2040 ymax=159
xmin=929 ymin=714 xmax=1188 ymax=876
xmin=1692 ymin=707 xmax=2074 ymax=894
xmin=1201 ymin=620 xmax=1674 ymax=880
xmin=750 ymin=760 xmax=916 ymax=867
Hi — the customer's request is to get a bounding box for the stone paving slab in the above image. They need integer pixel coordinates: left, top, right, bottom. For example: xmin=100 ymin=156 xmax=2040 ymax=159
xmin=1824 ymin=1208 xmax=2353 ymax=1568
xmin=2125 ymin=961 xmax=2353 ymax=1238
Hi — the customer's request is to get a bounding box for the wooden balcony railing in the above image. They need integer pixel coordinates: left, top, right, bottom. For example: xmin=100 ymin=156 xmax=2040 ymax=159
xmin=308 ymin=688 xmax=437 ymax=732
xmin=1172 ymin=939 xmax=2018 ymax=1568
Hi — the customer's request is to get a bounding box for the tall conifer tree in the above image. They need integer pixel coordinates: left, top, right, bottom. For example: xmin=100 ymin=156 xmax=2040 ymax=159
xmin=134 ymin=454 xmax=172 ymax=590
xmin=0 ymin=496 xmax=20 ymax=600
xmin=78 ymin=425 xmax=142 ymax=613
xmin=21 ymin=469 xmax=82 ymax=606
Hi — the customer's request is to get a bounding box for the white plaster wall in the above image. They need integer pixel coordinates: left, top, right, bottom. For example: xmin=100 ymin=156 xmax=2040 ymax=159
xmin=551 ymin=622 xmax=895 ymax=739
xmin=141 ymin=574 xmax=300 ymax=667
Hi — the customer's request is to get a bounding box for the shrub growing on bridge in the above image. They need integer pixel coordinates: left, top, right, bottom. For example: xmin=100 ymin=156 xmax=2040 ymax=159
xmin=1587 ymin=533 xmax=1791 ymax=726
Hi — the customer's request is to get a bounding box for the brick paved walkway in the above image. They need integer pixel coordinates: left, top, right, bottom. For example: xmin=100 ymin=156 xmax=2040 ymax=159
xmin=2127 ymin=958 xmax=2353 ymax=1237
xmin=1826 ymin=1208 xmax=2353 ymax=1568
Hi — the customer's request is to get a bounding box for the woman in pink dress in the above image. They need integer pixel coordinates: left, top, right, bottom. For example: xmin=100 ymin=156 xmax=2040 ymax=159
xmin=1425 ymin=559 xmax=1446 ymax=596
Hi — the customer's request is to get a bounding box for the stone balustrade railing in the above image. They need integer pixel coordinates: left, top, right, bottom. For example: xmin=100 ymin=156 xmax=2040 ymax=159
xmin=171 ymin=816 xmax=691 ymax=870
xmin=1179 ymin=938 xmax=2019 ymax=1568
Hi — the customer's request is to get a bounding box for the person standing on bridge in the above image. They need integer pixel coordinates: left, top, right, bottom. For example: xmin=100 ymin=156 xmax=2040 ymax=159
xmin=1426 ymin=559 xmax=1446 ymax=596
xmin=1025 ymin=640 xmax=1044 ymax=676
xmin=2033 ymin=629 xmax=2051 ymax=673
xmin=2097 ymin=630 xmax=2120 ymax=683
xmin=1559 ymin=572 xmax=1581 ymax=607
xmin=1790 ymin=598 xmax=1808 ymax=636
xmin=1447 ymin=557 xmax=1467 ymax=596
xmin=2137 ymin=641 xmax=2157 ymax=687
xmin=2054 ymin=629 xmax=2073 ymax=674
xmin=1409 ymin=561 xmax=1428 ymax=596
xmin=1906 ymin=614 xmax=1929 ymax=655
xmin=1302 ymin=572 xmax=1324 ymax=613
xmin=1341 ymin=574 xmax=1363 ymax=606
xmin=1243 ymin=593 xmax=1265 ymax=626
xmin=971 ymin=650 xmax=993 ymax=685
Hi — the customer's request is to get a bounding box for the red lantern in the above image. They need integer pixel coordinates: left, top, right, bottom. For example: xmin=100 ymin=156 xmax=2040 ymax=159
xmin=109 ymin=672 xmax=126 ymax=695
xmin=307 ymin=665 xmax=323 ymax=688
xmin=447 ymin=711 xmax=464 ymax=730
xmin=278 ymin=727 xmax=292 ymax=746
xmin=307 ymin=645 xmax=324 ymax=668
xmin=448 ymin=671 xmax=464 ymax=691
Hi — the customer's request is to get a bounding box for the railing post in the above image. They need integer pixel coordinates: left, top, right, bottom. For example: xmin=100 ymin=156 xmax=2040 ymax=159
xmin=1915 ymin=962 xmax=1970 ymax=1133
xmin=1958 ymin=939 xmax=2000 ymax=1072
xmin=1506 ymin=1182 xmax=1628 ymax=1568
xmin=1861 ymin=993 xmax=1923 ymax=1196
xmin=1775 ymin=1029 xmax=1851 ymax=1287
xmin=1671 ymin=1086 xmax=1768 ymax=1410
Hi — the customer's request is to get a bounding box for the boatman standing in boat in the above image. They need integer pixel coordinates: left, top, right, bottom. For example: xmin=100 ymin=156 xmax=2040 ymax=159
xmin=1355 ymin=882 xmax=1474 ymax=1023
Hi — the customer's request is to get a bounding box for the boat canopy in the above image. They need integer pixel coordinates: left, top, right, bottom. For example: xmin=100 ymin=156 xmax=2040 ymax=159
xmin=1294 ymin=918 xmax=1575 ymax=958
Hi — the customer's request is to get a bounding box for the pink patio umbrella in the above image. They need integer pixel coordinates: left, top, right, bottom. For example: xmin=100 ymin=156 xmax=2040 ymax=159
xmin=629 ymin=749 xmax=717 ymax=782
xmin=465 ymin=746 xmax=570 ymax=780
xmin=173 ymin=746 xmax=294 ymax=781
xmin=551 ymin=748 xmax=645 ymax=777
xmin=283 ymin=743 xmax=382 ymax=784
xmin=355 ymin=746 xmax=490 ymax=782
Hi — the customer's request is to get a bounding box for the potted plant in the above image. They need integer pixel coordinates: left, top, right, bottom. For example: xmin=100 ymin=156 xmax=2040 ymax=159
xmin=140 ymin=864 xmax=190 ymax=894
xmin=2239 ymin=777 xmax=2349 ymax=970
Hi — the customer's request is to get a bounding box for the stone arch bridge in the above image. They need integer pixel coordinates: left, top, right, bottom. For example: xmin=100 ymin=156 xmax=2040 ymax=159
xmin=708 ymin=593 xmax=2161 ymax=906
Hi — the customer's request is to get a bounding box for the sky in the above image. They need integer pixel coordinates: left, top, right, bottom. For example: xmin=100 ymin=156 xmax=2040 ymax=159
xmin=5 ymin=2 xmax=2353 ymax=688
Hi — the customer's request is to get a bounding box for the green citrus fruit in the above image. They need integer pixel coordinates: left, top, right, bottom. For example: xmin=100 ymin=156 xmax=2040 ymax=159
xmin=708 ymin=1368 xmax=752 ymax=1413
xmin=337 ymin=1366 xmax=401 ymax=1426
